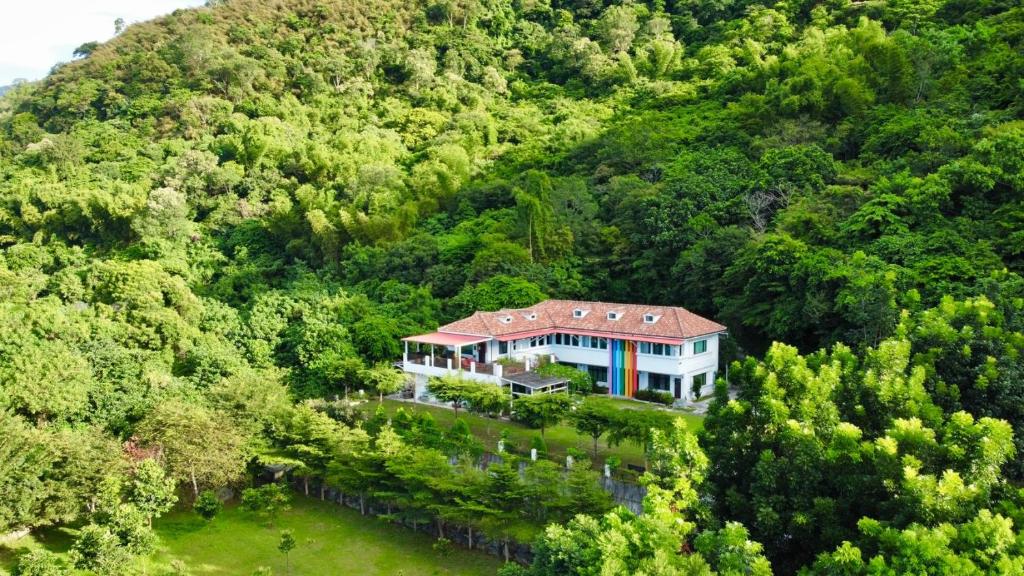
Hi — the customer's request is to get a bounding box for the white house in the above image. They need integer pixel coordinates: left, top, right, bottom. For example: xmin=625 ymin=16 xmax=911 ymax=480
xmin=401 ymin=299 xmax=726 ymax=403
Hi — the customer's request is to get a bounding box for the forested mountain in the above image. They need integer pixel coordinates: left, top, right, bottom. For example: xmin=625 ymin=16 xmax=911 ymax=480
xmin=1 ymin=0 xmax=1022 ymax=574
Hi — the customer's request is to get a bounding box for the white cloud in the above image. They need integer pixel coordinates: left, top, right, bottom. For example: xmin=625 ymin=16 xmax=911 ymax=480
xmin=0 ymin=0 xmax=206 ymax=85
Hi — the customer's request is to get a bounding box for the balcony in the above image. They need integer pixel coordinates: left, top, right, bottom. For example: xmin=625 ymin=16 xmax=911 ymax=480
xmin=402 ymin=352 xmax=505 ymax=384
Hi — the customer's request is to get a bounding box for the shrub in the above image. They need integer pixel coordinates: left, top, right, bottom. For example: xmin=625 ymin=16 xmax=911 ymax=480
xmin=432 ymin=537 xmax=453 ymax=556
xmin=634 ymin=389 xmax=674 ymax=405
xmin=194 ymin=490 xmax=223 ymax=521
xmin=535 ymin=363 xmax=593 ymax=395
xmin=14 ymin=549 xmax=65 ymax=576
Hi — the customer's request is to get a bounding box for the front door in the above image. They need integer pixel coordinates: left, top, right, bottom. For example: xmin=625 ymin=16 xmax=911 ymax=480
xmin=476 ymin=342 xmax=487 ymax=363
xmin=674 ymin=377 xmax=682 ymax=400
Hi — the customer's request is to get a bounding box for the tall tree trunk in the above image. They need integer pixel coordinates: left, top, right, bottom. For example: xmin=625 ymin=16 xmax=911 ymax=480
xmin=437 ymin=518 xmax=445 ymax=539
xmin=359 ymin=494 xmax=365 ymax=515
xmin=468 ymin=526 xmax=473 ymax=549
xmin=303 ymin=477 xmax=309 ymax=496
xmin=503 ymin=539 xmax=510 ymax=563
xmin=189 ymin=466 xmax=199 ymax=498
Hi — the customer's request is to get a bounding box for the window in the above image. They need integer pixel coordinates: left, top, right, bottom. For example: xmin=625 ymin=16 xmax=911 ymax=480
xmin=691 ymin=372 xmax=707 ymax=395
xmin=498 ymin=315 xmax=512 ymax=324
xmin=523 ymin=312 xmax=537 ymax=320
xmin=607 ymin=311 xmax=622 ymax=320
xmin=648 ymin=373 xmax=671 ymax=392
xmin=499 ymin=341 xmax=508 ymax=354
xmin=652 ymin=343 xmax=666 ymax=356
xmin=581 ymin=335 xmax=591 ymax=348
xmin=643 ymin=313 xmax=659 ymax=324
xmin=573 ymin=308 xmax=588 ymax=318
xmin=639 ymin=342 xmax=651 ymax=354
xmin=589 ymin=337 xmax=607 ymax=350
xmin=587 ymin=365 xmax=608 ymax=384
xmin=529 ymin=335 xmax=551 ymax=348
xmin=570 ymin=334 xmax=580 ymax=347
xmin=693 ymin=339 xmax=708 ymax=354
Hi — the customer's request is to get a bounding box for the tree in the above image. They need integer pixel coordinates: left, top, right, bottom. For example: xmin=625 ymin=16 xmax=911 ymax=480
xmin=360 ymin=363 xmax=406 ymax=403
xmin=426 ymin=375 xmax=479 ymax=416
xmin=572 ymin=398 xmax=614 ymax=458
xmin=278 ymin=529 xmax=296 ymax=575
xmin=137 ymin=399 xmax=248 ymax=498
xmin=242 ymin=484 xmax=292 ymax=526
xmin=70 ymin=524 xmax=130 ymax=576
xmin=129 ymin=459 xmax=177 ymax=526
xmin=194 ymin=490 xmax=223 ymax=521
xmin=513 ymin=394 xmax=571 ymax=436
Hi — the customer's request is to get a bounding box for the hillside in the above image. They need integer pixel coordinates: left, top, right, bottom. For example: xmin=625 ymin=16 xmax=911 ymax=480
xmin=1 ymin=0 xmax=1023 ymax=574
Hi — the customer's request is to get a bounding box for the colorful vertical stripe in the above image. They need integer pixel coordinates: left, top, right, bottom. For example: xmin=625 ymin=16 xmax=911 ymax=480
xmin=608 ymin=339 xmax=638 ymax=397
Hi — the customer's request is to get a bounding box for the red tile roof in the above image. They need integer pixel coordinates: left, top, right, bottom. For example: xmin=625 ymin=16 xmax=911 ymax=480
xmin=438 ymin=299 xmax=726 ymax=342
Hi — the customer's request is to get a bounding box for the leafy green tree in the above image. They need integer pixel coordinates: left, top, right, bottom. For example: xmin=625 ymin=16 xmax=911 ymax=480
xmin=360 ymin=363 xmax=407 ymax=403
xmin=137 ymin=400 xmax=248 ymax=498
xmin=571 ymin=398 xmax=615 ymax=458
xmin=278 ymin=529 xmax=297 ymax=575
xmin=513 ymin=394 xmax=571 ymax=436
xmin=242 ymin=484 xmax=292 ymax=526
xmin=129 ymin=459 xmax=177 ymax=526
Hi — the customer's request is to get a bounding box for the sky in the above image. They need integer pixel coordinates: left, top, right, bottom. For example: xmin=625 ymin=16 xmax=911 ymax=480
xmin=0 ymin=0 xmax=206 ymax=86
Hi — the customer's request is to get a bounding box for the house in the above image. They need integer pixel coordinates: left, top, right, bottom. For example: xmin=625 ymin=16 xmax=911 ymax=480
xmin=401 ymin=299 xmax=726 ymax=403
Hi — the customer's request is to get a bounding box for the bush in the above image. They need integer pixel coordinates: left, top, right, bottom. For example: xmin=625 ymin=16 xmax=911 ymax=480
xmin=194 ymin=490 xmax=223 ymax=521
xmin=535 ymin=363 xmax=593 ymax=395
xmin=242 ymin=483 xmax=292 ymax=524
xmin=14 ymin=549 xmax=65 ymax=576
xmin=432 ymin=537 xmax=453 ymax=556
xmin=593 ymin=384 xmax=609 ymax=394
xmin=634 ymin=389 xmax=674 ymax=405
xmin=530 ymin=434 xmax=548 ymax=457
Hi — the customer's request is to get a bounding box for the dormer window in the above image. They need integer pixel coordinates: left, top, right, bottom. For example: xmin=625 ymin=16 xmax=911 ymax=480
xmin=523 ymin=312 xmax=537 ymax=321
xmin=607 ymin=311 xmax=622 ymax=321
xmin=643 ymin=313 xmax=660 ymax=324
xmin=498 ymin=315 xmax=513 ymax=324
xmin=573 ymin=308 xmax=589 ymax=318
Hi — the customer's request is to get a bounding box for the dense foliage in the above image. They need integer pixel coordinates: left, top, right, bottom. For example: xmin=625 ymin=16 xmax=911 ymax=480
xmin=0 ymin=0 xmax=1022 ymax=573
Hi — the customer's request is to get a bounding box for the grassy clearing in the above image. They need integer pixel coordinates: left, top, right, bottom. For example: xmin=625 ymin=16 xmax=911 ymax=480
xmin=1 ymin=498 xmax=502 ymax=576
xmin=365 ymin=397 xmax=704 ymax=468
xmin=139 ymin=497 xmax=502 ymax=575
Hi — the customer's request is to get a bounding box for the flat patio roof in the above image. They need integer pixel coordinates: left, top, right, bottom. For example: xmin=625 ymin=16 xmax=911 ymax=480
xmin=402 ymin=332 xmax=490 ymax=347
xmin=502 ymin=372 xmax=568 ymax=389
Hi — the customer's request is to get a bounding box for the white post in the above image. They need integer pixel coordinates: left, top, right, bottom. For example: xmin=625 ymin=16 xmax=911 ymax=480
xmin=471 ymin=362 xmax=476 ymax=374
xmin=495 ymin=364 xmax=503 ymax=378
xmin=550 ymin=354 xmax=555 ymax=364
xmin=430 ymin=345 xmax=435 ymax=367
xmin=497 ymin=439 xmax=504 ymax=453
xmin=530 ymin=448 xmax=537 ymax=461
xmin=566 ymin=455 xmax=574 ymax=469
xmin=525 ymin=357 xmax=531 ymax=371
xmin=447 ymin=358 xmax=453 ymax=372
xmin=403 ymin=341 xmax=408 ymax=364
xmin=604 ymin=464 xmax=611 ymax=478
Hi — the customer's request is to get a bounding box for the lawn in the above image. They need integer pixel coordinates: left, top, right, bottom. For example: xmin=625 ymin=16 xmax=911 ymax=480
xmin=1 ymin=498 xmax=502 ymax=576
xmin=365 ymin=396 xmax=704 ymax=469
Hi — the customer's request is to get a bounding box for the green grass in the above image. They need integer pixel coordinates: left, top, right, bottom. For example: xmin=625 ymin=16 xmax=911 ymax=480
xmin=366 ymin=396 xmax=703 ymax=469
xmin=1 ymin=498 xmax=502 ymax=576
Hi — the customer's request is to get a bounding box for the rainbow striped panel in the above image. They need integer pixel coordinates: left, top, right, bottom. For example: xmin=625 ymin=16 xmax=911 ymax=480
xmin=608 ymin=339 xmax=637 ymax=397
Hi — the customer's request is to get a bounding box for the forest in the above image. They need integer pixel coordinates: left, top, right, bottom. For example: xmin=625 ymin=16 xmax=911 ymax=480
xmin=0 ymin=0 xmax=1022 ymax=573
